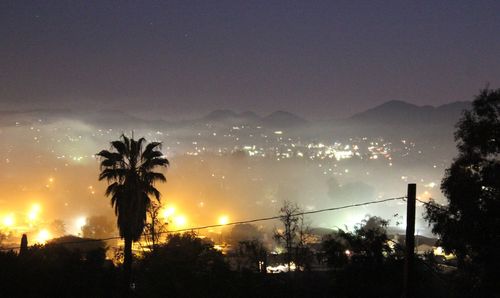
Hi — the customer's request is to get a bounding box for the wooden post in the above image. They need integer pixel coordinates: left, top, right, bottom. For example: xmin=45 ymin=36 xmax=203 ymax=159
xmin=403 ymin=183 xmax=416 ymax=297
xmin=19 ymin=234 xmax=28 ymax=256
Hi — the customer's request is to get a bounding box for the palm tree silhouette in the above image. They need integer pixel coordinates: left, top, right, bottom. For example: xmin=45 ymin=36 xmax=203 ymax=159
xmin=97 ymin=134 xmax=169 ymax=285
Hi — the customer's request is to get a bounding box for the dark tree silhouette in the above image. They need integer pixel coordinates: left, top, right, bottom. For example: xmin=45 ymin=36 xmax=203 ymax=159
xmin=274 ymin=200 xmax=301 ymax=269
xmin=351 ymin=216 xmax=390 ymax=263
xmin=322 ymin=232 xmax=349 ymax=268
xmin=97 ymin=134 xmax=169 ymax=285
xmin=322 ymin=215 xmax=390 ymax=267
xmin=143 ymin=201 xmax=168 ymax=251
xmin=1 ymin=241 xmax=114 ymax=297
xmin=136 ymin=232 xmax=229 ymax=297
xmin=274 ymin=200 xmax=312 ymax=270
xmin=425 ymin=88 xmax=500 ymax=293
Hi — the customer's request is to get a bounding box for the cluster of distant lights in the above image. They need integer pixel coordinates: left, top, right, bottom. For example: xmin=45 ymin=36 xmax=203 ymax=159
xmin=1 ymin=203 xmax=41 ymax=227
xmin=0 ymin=203 xmax=52 ymax=244
xmin=238 ymin=139 xmax=406 ymax=167
xmin=1 ymin=201 xmax=232 ymax=246
xmin=0 ymin=178 xmax=230 ymax=245
xmin=4 ymin=119 xmax=435 ymax=173
xmin=7 ymin=123 xmax=438 ymax=177
xmin=179 ymin=126 xmax=407 ymax=162
xmin=160 ymin=206 xmax=230 ymax=229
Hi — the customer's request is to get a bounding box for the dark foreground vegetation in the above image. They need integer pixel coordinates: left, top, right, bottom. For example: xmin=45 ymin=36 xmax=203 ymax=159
xmin=0 ymin=231 xmax=468 ymax=298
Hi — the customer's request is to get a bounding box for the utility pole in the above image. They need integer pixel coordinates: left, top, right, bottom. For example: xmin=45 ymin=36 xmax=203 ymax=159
xmin=403 ymin=183 xmax=416 ymax=298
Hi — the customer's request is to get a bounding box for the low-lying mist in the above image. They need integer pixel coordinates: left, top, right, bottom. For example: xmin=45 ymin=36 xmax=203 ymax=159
xmin=0 ymin=107 xmax=459 ymax=243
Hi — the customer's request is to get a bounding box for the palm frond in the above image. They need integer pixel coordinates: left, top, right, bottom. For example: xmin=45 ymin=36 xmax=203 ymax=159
xmin=100 ymin=159 xmax=119 ymax=168
xmin=120 ymin=134 xmax=132 ymax=157
xmin=143 ymin=172 xmax=167 ymax=184
xmin=99 ymin=168 xmax=127 ymax=182
xmin=141 ymin=157 xmax=169 ymax=170
xmin=144 ymin=185 xmax=161 ymax=200
xmin=142 ymin=150 xmax=163 ymax=161
xmin=137 ymin=137 xmax=146 ymax=152
xmin=142 ymin=142 xmax=162 ymax=160
xmin=130 ymin=138 xmax=138 ymax=162
xmin=105 ymin=182 xmax=121 ymax=196
xmin=111 ymin=192 xmax=123 ymax=215
xmin=111 ymin=140 xmax=127 ymax=156
xmin=96 ymin=150 xmax=122 ymax=161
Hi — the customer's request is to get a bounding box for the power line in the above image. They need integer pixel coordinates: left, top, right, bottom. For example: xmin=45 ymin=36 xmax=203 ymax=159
xmin=416 ymin=198 xmax=448 ymax=211
xmin=159 ymin=196 xmax=406 ymax=234
xmin=0 ymin=196 xmax=405 ymax=251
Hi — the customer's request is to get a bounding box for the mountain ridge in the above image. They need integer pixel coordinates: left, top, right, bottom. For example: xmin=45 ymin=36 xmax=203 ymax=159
xmin=0 ymin=100 xmax=471 ymax=128
xmin=349 ymin=100 xmax=471 ymax=125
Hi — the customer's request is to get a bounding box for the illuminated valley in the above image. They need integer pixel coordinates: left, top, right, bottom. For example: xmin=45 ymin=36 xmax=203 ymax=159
xmin=0 ymin=108 xmax=453 ymax=249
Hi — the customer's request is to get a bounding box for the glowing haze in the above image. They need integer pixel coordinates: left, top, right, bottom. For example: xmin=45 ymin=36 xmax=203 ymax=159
xmin=1 ymin=1 xmax=497 ymax=246
xmin=0 ymin=105 xmax=456 ymax=246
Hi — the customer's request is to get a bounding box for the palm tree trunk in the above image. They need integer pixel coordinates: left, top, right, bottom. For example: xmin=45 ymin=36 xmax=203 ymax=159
xmin=124 ymin=237 xmax=133 ymax=288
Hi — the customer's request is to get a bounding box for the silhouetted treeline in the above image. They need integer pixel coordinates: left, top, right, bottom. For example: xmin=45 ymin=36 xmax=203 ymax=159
xmin=0 ymin=229 xmax=457 ymax=297
xmin=0 ymin=243 xmax=117 ymax=297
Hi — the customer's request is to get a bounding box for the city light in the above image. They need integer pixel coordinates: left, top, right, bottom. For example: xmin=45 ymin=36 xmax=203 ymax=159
xmin=3 ymin=214 xmax=15 ymax=227
xmin=173 ymin=215 xmax=187 ymax=228
xmin=75 ymin=216 xmax=87 ymax=234
xmin=161 ymin=206 xmax=175 ymax=219
xmin=27 ymin=203 xmax=41 ymax=222
xmin=425 ymin=182 xmax=437 ymax=188
xmin=218 ymin=215 xmax=229 ymax=225
xmin=35 ymin=229 xmax=51 ymax=244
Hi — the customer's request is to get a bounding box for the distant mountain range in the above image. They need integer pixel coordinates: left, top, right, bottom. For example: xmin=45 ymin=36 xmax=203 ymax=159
xmin=0 ymin=100 xmax=472 ymax=129
xmin=197 ymin=100 xmax=471 ymax=128
xmin=349 ymin=100 xmax=471 ymax=125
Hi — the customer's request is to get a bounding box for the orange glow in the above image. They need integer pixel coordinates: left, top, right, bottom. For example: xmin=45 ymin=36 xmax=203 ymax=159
xmin=27 ymin=203 xmax=41 ymax=222
xmin=161 ymin=206 xmax=175 ymax=220
xmin=75 ymin=216 xmax=87 ymax=231
xmin=35 ymin=229 xmax=51 ymax=244
xmin=3 ymin=214 xmax=15 ymax=227
xmin=218 ymin=215 xmax=229 ymax=225
xmin=173 ymin=215 xmax=187 ymax=228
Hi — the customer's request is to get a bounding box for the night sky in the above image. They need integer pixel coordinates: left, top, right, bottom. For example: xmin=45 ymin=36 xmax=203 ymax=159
xmin=1 ymin=1 xmax=499 ymax=120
